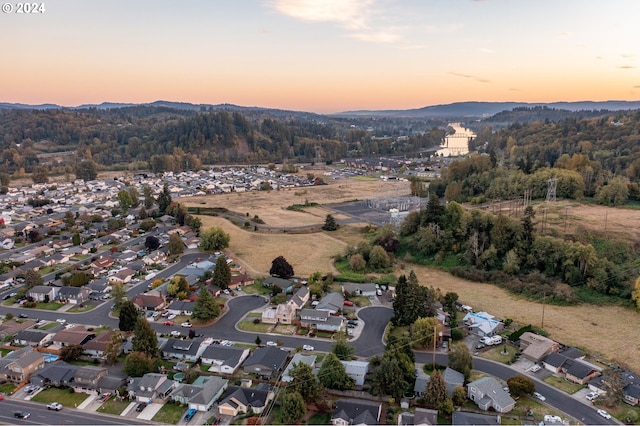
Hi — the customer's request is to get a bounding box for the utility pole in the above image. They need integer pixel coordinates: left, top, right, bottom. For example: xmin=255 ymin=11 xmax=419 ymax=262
xmin=541 ymin=292 xmax=546 ymax=329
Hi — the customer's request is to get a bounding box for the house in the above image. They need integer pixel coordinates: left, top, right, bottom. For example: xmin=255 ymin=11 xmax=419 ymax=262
xmin=242 ymin=346 xmax=289 ymax=379
xmin=170 ymin=376 xmax=228 ymax=412
xmin=57 ymin=286 xmax=91 ymax=305
xmin=589 ymin=371 xmax=640 ymax=406
xmin=161 ymin=338 xmax=207 ymax=362
xmin=341 ymin=360 xmax=368 ymax=387
xmin=83 ymin=331 xmax=122 ymax=360
xmin=30 ymin=360 xmax=78 ymax=388
xmin=229 ymin=273 xmax=254 ymax=289
xmin=282 ymin=354 xmax=317 ymax=382
xmin=451 ymin=411 xmax=502 ymax=425
xmin=542 ymin=349 xmax=600 ymax=384
xmin=414 ymin=372 xmax=430 ymax=397
xmin=131 ymin=293 xmax=166 ymax=311
xmin=398 ymin=408 xmax=438 ymax=426
xmin=315 ymin=292 xmax=344 ymax=314
xmin=51 ymin=326 xmax=96 ymax=348
xmin=201 ymin=345 xmax=250 ymax=374
xmin=342 ymin=283 xmax=378 ymax=297
xmin=462 ymin=312 xmax=504 ymax=337
xmin=262 ymin=276 xmax=294 ymax=290
xmin=0 ymin=319 xmax=37 ymax=338
xmin=13 ymin=329 xmax=52 ymax=347
xmin=264 ymin=303 xmax=296 ymax=325
xmin=331 ymin=398 xmax=382 ymax=425
xmin=299 ymin=308 xmax=345 ymax=332
xmin=467 ymin=377 xmax=516 ymax=413
xmin=442 ymin=367 xmax=465 ymax=397
xmin=287 ymin=286 xmax=310 ymax=310
xmin=108 ymin=268 xmax=135 ymax=285
xmin=166 ymin=300 xmax=195 ymax=316
xmin=127 ymin=373 xmax=176 ymax=403
xmin=217 ymin=384 xmax=275 ymax=416
xmin=92 ymin=255 xmax=115 ymax=270
xmin=624 ymin=384 xmax=640 ymax=406
xmin=184 ymin=237 xmax=200 ymax=250
xmin=96 ymin=374 xmax=128 ymax=394
xmin=519 ymin=332 xmax=559 ymax=363
xmin=28 ymin=285 xmax=58 ymax=302
xmin=72 ymin=365 xmax=108 ymax=393
xmin=0 ymin=346 xmax=45 ymax=383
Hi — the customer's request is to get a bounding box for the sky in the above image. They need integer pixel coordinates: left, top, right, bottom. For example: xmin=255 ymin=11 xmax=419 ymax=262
xmin=2 ymin=0 xmax=639 ymax=114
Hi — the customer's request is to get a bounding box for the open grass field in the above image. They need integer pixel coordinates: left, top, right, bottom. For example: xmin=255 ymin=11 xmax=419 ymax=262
xmin=185 ymin=178 xmax=640 ymax=373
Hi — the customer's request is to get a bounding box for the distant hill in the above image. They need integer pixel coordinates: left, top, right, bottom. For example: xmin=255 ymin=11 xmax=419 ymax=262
xmin=336 ymin=100 xmax=640 ymax=119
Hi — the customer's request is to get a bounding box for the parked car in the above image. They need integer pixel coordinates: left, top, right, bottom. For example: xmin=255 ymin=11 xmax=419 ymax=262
xmin=544 ymin=415 xmax=562 ymax=423
xmin=533 ymin=391 xmax=546 ymax=401
xmin=14 ymin=411 xmax=30 ymax=419
xmin=184 ymin=408 xmax=197 ymax=422
xmin=18 ymin=313 xmax=28 ymax=318
xmin=266 ymin=341 xmax=278 ymax=347
xmin=343 ymin=300 xmax=354 ymax=306
xmin=167 ymin=314 xmax=176 ymax=320
xmin=163 ymin=321 xmax=174 ymax=326
xmin=136 ymin=402 xmax=147 ymax=412
xmin=597 ymin=409 xmax=611 ymax=419
xmin=586 ymin=391 xmax=599 ymax=401
xmin=56 ymin=318 xmax=66 ymax=324
xmin=529 ymin=364 xmax=542 ymax=373
xmin=170 ymin=330 xmax=181 ymax=337
xmin=47 ymin=402 xmax=63 ymax=411
xmin=181 ymin=322 xmax=192 ymax=328
xmin=302 ymin=344 xmax=314 ymax=351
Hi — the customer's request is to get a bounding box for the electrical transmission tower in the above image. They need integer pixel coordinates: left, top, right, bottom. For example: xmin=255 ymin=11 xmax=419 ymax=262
xmin=546 ymin=176 xmax=557 ymax=203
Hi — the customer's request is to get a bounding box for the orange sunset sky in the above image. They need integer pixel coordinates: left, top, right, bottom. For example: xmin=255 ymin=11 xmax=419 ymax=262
xmin=2 ymin=0 xmax=639 ymax=114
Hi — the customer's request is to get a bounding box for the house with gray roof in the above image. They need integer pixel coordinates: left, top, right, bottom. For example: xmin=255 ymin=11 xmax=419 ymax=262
xmin=282 ymin=353 xmax=317 ymax=383
xmin=467 ymin=377 xmax=515 ymax=413
xmin=299 ymin=308 xmax=345 ymax=332
xmin=331 ymin=398 xmax=381 ymax=425
xmin=127 ymin=372 xmax=176 ymax=403
xmin=96 ymin=374 xmax=128 ymax=394
xmin=201 ymin=345 xmax=250 ymax=374
xmin=30 ymin=360 xmax=78 ymax=388
xmin=398 ymin=408 xmax=438 ymax=426
xmin=28 ymin=285 xmax=58 ymax=302
xmin=463 ymin=311 xmax=503 ymax=337
xmin=242 ymin=346 xmax=289 ymax=379
xmin=316 ymin=292 xmax=344 ymax=314
xmin=0 ymin=346 xmax=45 ymax=383
xmin=341 ymin=360 xmax=368 ymax=387
xmin=166 ymin=300 xmax=195 ymax=316
xmin=170 ymin=375 xmax=228 ymax=412
xmin=72 ymin=365 xmax=108 ymax=393
xmin=57 ymin=286 xmax=91 ymax=305
xmin=217 ymin=384 xmax=275 ymax=416
xmin=452 ymin=411 xmax=501 ymax=425
xmin=342 ymin=283 xmax=377 ymax=297
xmin=161 ymin=338 xmax=206 ymax=362
xmin=13 ymin=329 xmax=52 ymax=347
xmin=442 ymin=367 xmax=465 ymax=396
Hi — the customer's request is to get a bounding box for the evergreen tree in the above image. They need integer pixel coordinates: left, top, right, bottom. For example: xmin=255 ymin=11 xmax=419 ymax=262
xmin=422 ymin=192 xmax=445 ymax=226
xmin=289 ymin=362 xmax=322 ymax=402
xmin=157 ymin=183 xmax=172 ymax=214
xmin=322 ymin=214 xmax=338 ymax=231
xmin=104 ymin=332 xmax=123 ymax=365
xmin=318 ymin=353 xmax=354 ymax=390
xmin=118 ymin=301 xmax=139 ymax=332
xmin=212 ymin=255 xmax=231 ymax=289
xmin=280 ymin=391 xmax=306 ymax=424
xmin=142 ymin=186 xmax=155 ymax=209
xmin=132 ymin=317 xmax=159 ymax=358
xmin=425 ymin=370 xmax=447 ymax=409
xmin=332 ymin=335 xmax=355 ymax=360
xmin=192 ymin=286 xmax=221 ymax=321
xmin=111 ymin=283 xmax=127 ymax=312
xmin=370 ymin=355 xmax=409 ymax=399
xmin=167 ymin=232 xmax=185 ymax=257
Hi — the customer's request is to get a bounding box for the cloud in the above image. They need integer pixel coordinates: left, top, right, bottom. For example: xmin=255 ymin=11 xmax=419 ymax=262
xmin=634 ymin=85 xmax=640 ymax=89
xmin=268 ymin=0 xmax=404 ymax=43
xmin=618 ymin=65 xmax=636 ymax=69
xmin=449 ymin=72 xmax=473 ymax=78
xmin=269 ymin=0 xmax=373 ymax=30
xmin=621 ymin=53 xmax=635 ymax=59
xmin=449 ymin=71 xmax=490 ymax=83
xmin=478 ymin=47 xmax=495 ymax=54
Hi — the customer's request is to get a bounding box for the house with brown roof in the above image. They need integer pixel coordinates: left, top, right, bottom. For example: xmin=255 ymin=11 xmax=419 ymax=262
xmin=108 ymin=268 xmax=135 ymax=285
xmin=92 ymin=255 xmax=115 ymax=270
xmin=0 ymin=346 xmax=45 ymax=383
xmin=131 ymin=293 xmax=166 ymax=311
xmin=83 ymin=331 xmax=122 ymax=360
xmin=519 ymin=332 xmax=559 ymax=363
xmin=0 ymin=319 xmax=37 ymax=338
xmin=229 ymin=273 xmax=254 ymax=289
xmin=51 ymin=326 xmax=96 ymax=348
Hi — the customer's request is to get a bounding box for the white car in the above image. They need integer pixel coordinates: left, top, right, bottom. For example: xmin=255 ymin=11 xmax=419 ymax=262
xmin=56 ymin=318 xmax=66 ymax=324
xmin=533 ymin=391 xmax=546 ymax=401
xmin=170 ymin=330 xmax=181 ymax=337
xmin=586 ymin=391 xmax=599 ymax=401
xmin=544 ymin=415 xmax=562 ymax=423
xmin=302 ymin=344 xmax=314 ymax=351
xmin=529 ymin=364 xmax=542 ymax=373
xmin=167 ymin=314 xmax=176 ymax=320
xmin=597 ymin=409 xmax=611 ymax=420
xmin=47 ymin=402 xmax=63 ymax=411
xmin=220 ymin=340 xmax=232 ymax=346
xmin=266 ymin=341 xmax=278 ymax=347
xmin=181 ymin=322 xmax=192 ymax=328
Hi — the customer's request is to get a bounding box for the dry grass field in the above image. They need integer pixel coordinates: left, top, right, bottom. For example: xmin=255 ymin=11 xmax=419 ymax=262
xmin=183 ymin=178 xmax=640 ymax=372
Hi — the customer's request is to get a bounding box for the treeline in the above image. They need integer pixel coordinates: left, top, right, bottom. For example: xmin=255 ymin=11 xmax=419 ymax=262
xmin=399 ymin=195 xmax=637 ymax=303
xmin=0 ymin=106 xmax=445 ymax=173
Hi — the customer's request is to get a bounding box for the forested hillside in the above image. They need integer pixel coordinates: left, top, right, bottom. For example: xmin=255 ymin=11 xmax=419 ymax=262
xmin=0 ymin=106 xmax=444 ymax=175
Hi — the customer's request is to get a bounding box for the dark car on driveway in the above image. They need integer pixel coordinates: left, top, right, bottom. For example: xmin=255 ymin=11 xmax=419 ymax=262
xmin=136 ymin=402 xmax=147 ymax=412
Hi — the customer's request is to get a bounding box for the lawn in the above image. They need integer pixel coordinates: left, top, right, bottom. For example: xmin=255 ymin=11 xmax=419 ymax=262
xmin=31 ymin=387 xmax=90 ymax=407
xmin=67 ymin=304 xmax=95 ymax=313
xmin=477 ymin=344 xmax=518 ymax=364
xmin=0 ymin=381 xmax=16 ymax=394
xmin=510 ymin=395 xmax=566 ymax=421
xmin=97 ymin=397 xmax=130 ymax=415
xmin=237 ymin=320 xmax=271 ymax=333
xmin=543 ymin=375 xmax=584 ymax=394
xmin=152 ymin=401 xmax=188 ymax=424
xmin=39 ymin=322 xmax=59 ymax=330
xmin=593 ymin=400 xmax=640 ymax=422
xmin=35 ymin=302 xmax=65 ymax=310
